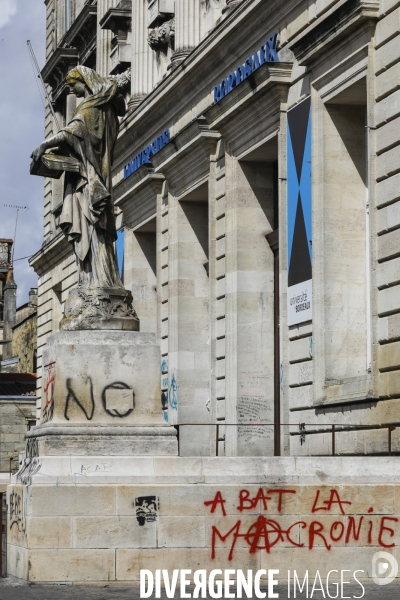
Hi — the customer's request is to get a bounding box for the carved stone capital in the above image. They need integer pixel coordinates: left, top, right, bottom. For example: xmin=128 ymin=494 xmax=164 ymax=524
xmin=61 ymin=287 xmax=140 ymax=331
xmin=170 ymin=48 xmax=191 ymax=68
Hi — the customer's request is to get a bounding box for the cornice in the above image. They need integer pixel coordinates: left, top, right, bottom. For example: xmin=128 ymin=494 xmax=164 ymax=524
xmin=114 ymin=167 xmax=164 ymax=210
xmin=151 ymin=117 xmax=221 ymax=197
xmin=61 ymin=4 xmax=97 ymax=48
xmin=204 ymin=62 xmax=292 ymax=131
xmin=41 ymin=47 xmax=79 ymax=101
xmin=114 ymin=167 xmax=163 ymax=227
xmin=99 ymin=7 xmax=131 ymax=34
xmin=312 ymin=44 xmax=368 ymax=100
xmin=29 ymin=233 xmax=73 ymax=277
xmin=289 ymin=0 xmax=379 ymax=67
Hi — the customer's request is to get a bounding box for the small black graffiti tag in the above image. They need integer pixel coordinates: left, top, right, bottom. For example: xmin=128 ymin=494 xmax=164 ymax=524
xmin=16 ymin=438 xmax=41 ymax=486
xmin=135 ymin=496 xmax=159 ymax=526
xmin=9 ymin=490 xmax=26 ymax=534
xmin=81 ymin=462 xmax=112 ymax=474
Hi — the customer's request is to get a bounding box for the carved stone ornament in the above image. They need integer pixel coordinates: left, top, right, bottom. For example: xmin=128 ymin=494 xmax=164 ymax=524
xmin=148 ymin=18 xmax=175 ymax=50
xmin=61 ymin=287 xmax=140 ymax=331
xmin=112 ymin=67 xmax=132 ymax=88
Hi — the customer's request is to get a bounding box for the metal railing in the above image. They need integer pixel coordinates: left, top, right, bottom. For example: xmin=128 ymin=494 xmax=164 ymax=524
xmin=0 ymin=423 xmax=398 ymax=468
xmin=173 ymin=422 xmax=399 ymax=457
xmin=0 ymin=492 xmax=3 ymax=578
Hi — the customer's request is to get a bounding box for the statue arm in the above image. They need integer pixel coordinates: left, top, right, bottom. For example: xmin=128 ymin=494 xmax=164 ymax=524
xmin=31 ymin=132 xmax=67 ymax=162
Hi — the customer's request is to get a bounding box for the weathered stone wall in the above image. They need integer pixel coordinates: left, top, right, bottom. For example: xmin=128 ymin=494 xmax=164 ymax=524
xmin=7 ymin=457 xmax=400 ymax=584
xmin=11 ymin=315 xmax=37 ymax=374
xmin=376 ymin=2 xmax=400 ymax=399
xmin=0 ymin=400 xmax=35 ymax=472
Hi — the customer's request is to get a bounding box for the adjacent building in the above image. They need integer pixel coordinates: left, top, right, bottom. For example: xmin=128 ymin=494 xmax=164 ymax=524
xmin=0 ymin=373 xmax=37 ymax=472
xmin=0 ymin=239 xmax=38 ymax=374
xmin=0 ymin=239 xmax=37 ymax=471
xmin=31 ymin=0 xmax=400 ymax=456
xmin=0 ymin=285 xmax=38 ymax=376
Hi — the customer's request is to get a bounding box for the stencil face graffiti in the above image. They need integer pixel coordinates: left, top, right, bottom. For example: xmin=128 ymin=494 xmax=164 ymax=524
xmin=135 ymin=496 xmax=159 ymax=526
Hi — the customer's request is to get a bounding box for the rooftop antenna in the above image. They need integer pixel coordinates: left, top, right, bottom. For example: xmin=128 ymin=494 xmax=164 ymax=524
xmin=4 ymin=205 xmax=29 ymax=265
xmin=27 ymin=40 xmax=60 ymax=131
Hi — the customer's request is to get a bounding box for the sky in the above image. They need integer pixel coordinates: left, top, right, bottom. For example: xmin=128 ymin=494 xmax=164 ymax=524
xmin=0 ymin=0 xmax=46 ymax=305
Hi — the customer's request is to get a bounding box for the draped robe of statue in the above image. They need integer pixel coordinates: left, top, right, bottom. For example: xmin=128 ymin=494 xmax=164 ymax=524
xmin=59 ymin=66 xmax=125 ymax=289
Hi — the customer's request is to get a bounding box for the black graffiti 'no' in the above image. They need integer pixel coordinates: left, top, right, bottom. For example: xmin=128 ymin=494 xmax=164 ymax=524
xmin=64 ymin=379 xmax=134 ymax=420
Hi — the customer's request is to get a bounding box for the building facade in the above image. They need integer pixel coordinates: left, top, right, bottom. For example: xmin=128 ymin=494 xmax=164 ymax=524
xmin=0 ymin=374 xmax=37 ymax=472
xmin=0 ymin=285 xmax=38 ymax=375
xmin=31 ymin=0 xmax=400 ymax=456
xmin=0 ymin=240 xmax=14 ymax=362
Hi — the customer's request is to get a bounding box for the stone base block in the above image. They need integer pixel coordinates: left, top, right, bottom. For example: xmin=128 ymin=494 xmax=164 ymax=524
xmin=7 ymin=456 xmax=400 ymax=585
xmin=40 ymin=330 xmax=169 ymax=428
xmin=25 ymin=425 xmax=177 ymax=457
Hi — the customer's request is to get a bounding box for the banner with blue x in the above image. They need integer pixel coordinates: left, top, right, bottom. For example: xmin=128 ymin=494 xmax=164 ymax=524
xmin=287 ymin=97 xmax=312 ymax=326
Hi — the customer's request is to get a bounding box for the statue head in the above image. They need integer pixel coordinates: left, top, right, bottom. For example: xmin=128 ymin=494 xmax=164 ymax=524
xmin=65 ymin=66 xmax=127 ymax=118
xmin=66 ymin=66 xmax=117 ymax=98
xmin=66 ymin=68 xmax=90 ymax=98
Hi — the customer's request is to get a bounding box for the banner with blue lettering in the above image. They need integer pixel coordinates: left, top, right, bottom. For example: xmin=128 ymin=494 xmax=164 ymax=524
xmin=287 ymin=97 xmax=312 ymax=326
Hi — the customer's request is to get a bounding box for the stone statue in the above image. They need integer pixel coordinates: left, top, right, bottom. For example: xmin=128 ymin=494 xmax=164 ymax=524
xmin=31 ymin=66 xmax=139 ymax=331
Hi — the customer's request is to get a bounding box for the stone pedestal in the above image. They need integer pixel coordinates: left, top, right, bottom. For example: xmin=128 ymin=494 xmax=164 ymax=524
xmin=36 ymin=330 xmax=177 ymax=453
xmin=8 ymin=326 xmax=399 ymax=584
xmin=6 ymin=328 xmax=179 ymax=581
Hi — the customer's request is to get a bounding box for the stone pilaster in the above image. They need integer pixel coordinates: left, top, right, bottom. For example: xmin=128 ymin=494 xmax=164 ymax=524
xmin=130 ymin=0 xmax=156 ymax=109
xmin=171 ymin=0 xmax=201 ymax=66
xmin=97 ymin=0 xmax=117 ymax=76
